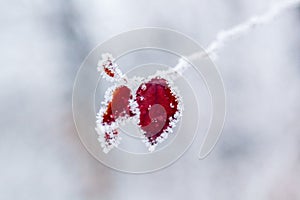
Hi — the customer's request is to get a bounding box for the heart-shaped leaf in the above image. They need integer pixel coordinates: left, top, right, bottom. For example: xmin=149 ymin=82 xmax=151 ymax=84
xmin=136 ymin=78 xmax=182 ymax=151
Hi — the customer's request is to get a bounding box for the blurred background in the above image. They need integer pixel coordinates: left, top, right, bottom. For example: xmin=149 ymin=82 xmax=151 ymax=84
xmin=1 ymin=0 xmax=300 ymax=199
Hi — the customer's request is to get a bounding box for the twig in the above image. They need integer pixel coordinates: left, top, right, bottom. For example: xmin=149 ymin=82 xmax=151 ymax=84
xmin=174 ymin=0 xmax=300 ymax=75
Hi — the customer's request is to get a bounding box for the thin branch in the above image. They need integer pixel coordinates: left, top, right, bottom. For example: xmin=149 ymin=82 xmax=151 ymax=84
xmin=174 ymin=0 xmax=300 ymax=75
xmin=207 ymin=0 xmax=300 ymax=57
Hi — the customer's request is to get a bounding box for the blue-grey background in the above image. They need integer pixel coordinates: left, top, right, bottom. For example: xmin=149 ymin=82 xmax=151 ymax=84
xmin=1 ymin=0 xmax=300 ymax=199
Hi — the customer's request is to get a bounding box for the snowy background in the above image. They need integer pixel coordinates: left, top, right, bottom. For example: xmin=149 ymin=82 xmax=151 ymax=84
xmin=1 ymin=0 xmax=300 ymax=199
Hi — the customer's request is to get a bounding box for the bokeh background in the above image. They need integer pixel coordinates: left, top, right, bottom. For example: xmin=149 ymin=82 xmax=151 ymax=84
xmin=1 ymin=0 xmax=300 ymax=199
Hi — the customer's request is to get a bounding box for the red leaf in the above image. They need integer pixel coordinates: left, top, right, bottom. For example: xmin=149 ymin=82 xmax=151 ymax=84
xmin=136 ymin=78 xmax=179 ymax=145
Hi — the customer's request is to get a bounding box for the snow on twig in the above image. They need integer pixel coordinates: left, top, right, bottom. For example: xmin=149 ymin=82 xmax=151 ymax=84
xmin=174 ymin=0 xmax=300 ymax=75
